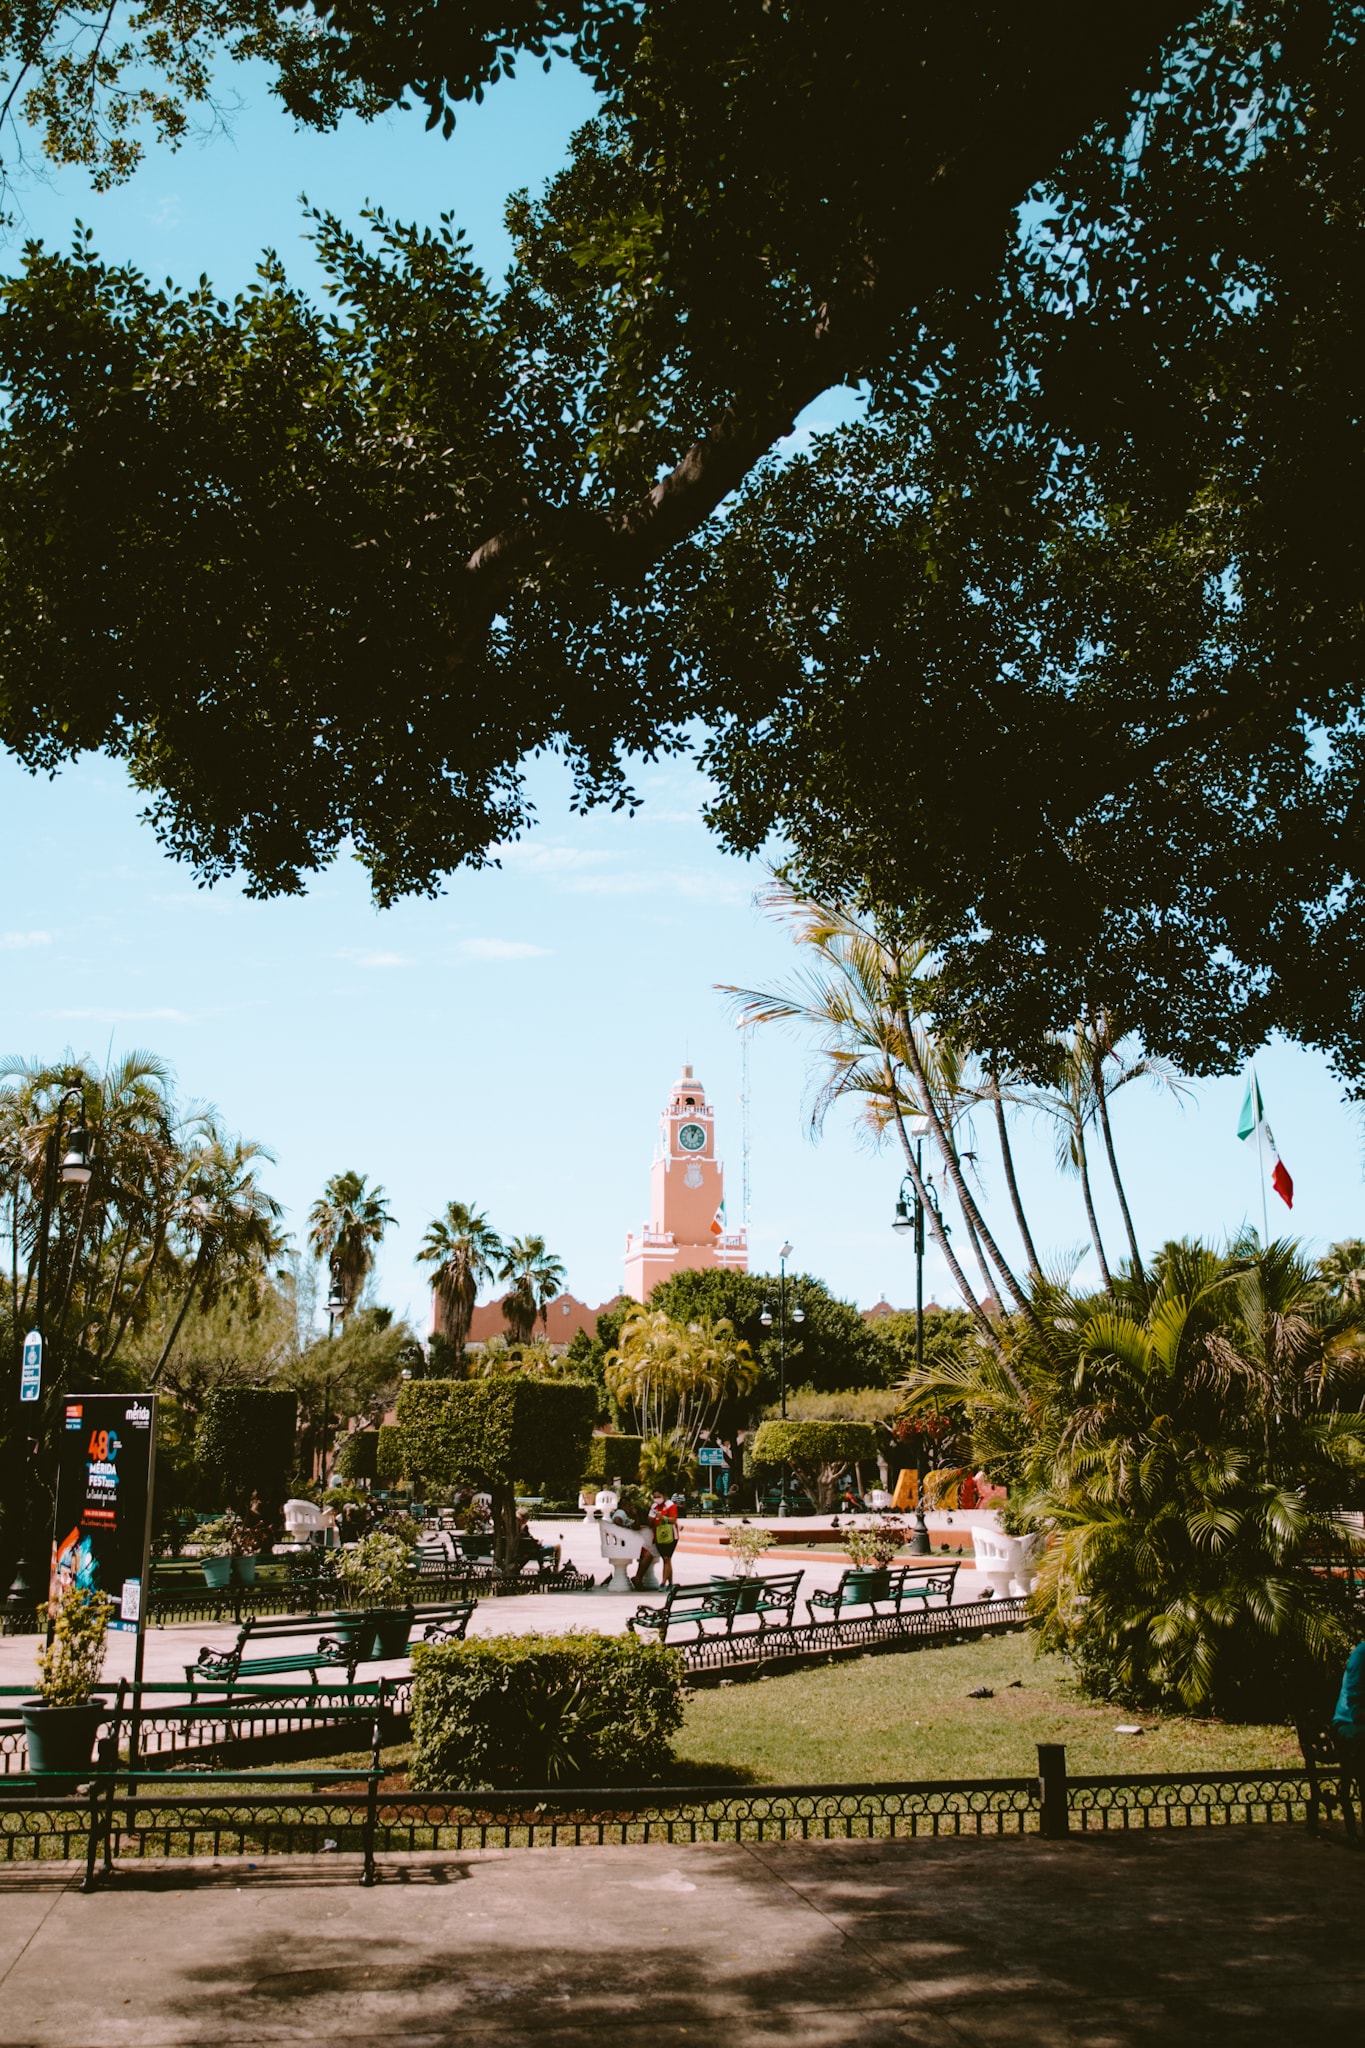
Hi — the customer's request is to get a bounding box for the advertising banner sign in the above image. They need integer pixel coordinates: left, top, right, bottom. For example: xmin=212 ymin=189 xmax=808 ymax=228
xmin=49 ymin=1393 xmax=157 ymax=1633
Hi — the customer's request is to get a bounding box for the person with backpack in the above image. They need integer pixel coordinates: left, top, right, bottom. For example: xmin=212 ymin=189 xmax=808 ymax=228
xmin=650 ymin=1493 xmax=680 ymax=1585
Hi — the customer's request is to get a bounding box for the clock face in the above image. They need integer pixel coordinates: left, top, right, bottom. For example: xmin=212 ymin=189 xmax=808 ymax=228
xmin=677 ymin=1121 xmax=707 ymax=1153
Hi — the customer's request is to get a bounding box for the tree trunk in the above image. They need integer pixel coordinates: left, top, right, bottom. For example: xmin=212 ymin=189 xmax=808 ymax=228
xmin=491 ymin=1481 xmax=519 ymax=1572
xmin=896 ymin=1012 xmax=1051 ymax=1352
xmin=149 ymin=1241 xmax=211 ymax=1384
xmin=102 ymin=1216 xmax=169 ymax=1366
xmin=988 ymin=1070 xmax=1042 ymax=1279
xmin=957 ymin=1196 xmax=999 ymax=1308
xmin=1075 ymin=1122 xmax=1114 ymax=1294
xmin=1093 ymin=1053 xmax=1143 ymax=1279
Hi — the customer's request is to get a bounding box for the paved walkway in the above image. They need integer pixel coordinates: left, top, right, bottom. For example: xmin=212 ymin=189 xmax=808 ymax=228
xmin=0 ymin=1519 xmax=993 ymax=1694
xmin=0 ymin=1827 xmax=1361 ymax=2045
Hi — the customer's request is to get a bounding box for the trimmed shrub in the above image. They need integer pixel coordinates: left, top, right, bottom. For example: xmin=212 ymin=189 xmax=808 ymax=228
xmin=749 ymin=1419 xmax=879 ymax=1512
xmin=334 ymin=1431 xmax=378 ymax=1483
xmin=376 ymin=1423 xmax=407 ymax=1484
xmin=581 ymin=1432 xmax=643 ymax=1487
xmin=196 ymin=1388 xmax=298 ymax=1533
xmin=395 ymin=1376 xmax=596 ymax=1563
xmin=409 ymin=1632 xmax=685 ymax=1790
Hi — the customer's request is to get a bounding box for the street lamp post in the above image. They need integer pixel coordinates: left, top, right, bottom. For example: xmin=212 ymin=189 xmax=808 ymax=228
xmin=326 ymin=1258 xmax=347 ymax=1342
xmin=892 ymin=1137 xmax=933 ymax=1555
xmin=7 ymin=1085 xmax=94 ymax=1614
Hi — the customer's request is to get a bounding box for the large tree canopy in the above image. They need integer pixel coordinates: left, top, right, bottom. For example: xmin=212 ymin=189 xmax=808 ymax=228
xmin=2 ymin=3 xmax=1364 ymax=1077
xmin=0 ymin=3 xmax=1187 ymax=888
xmin=686 ymin=6 xmax=1365 ymax=1082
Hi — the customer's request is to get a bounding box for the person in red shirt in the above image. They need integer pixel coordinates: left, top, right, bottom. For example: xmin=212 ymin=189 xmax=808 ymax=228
xmin=650 ymin=1494 xmax=680 ymax=1585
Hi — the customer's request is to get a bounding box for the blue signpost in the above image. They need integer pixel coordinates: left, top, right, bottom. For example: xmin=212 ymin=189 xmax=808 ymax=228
xmin=698 ymin=1443 xmax=729 ymax=1497
xmin=19 ymin=1330 xmax=42 ymax=1404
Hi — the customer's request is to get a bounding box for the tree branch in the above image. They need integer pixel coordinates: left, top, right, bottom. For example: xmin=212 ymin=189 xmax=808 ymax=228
xmin=449 ymin=6 xmax=1195 ymax=663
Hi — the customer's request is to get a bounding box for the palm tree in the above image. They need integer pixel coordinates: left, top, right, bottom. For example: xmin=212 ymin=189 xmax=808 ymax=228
xmin=307 ymin=1170 xmax=395 ymax=1321
xmin=1318 ymin=1240 xmax=1365 ymax=1306
xmin=150 ymin=1125 xmax=285 ymax=1381
xmin=720 ymin=877 xmax=1038 ymax=1357
xmin=1036 ymin=1017 xmax=1193 ymax=1292
xmin=903 ymin=1236 xmax=1365 ymax=1714
xmin=499 ymin=1235 xmax=567 ymax=1342
xmin=416 ymin=1201 xmax=505 ymax=1358
xmin=605 ymin=1309 xmax=758 ymax=1449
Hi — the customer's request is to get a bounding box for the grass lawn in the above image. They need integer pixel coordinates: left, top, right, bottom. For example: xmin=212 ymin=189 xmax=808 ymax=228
xmin=205 ymin=1630 xmax=1300 ymax=1789
xmin=671 ymin=1632 xmax=1301 ymax=1784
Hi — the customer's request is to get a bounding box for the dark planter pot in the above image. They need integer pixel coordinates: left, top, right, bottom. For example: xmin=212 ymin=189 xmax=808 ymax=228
xmin=368 ymin=1609 xmax=414 ymax=1660
xmin=232 ymin=1556 xmax=257 ymax=1588
xmin=711 ymin=1577 xmax=763 ymax=1613
xmin=22 ymin=1700 xmax=105 ymax=1776
xmin=201 ymin=1557 xmax=232 ymax=1589
xmin=845 ymin=1570 xmax=891 ymax=1602
xmin=329 ymin=1612 xmax=370 ymax=1648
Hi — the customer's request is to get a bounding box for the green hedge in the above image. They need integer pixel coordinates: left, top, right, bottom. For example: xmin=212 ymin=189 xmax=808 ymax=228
xmin=409 ymin=1633 xmax=685 ymax=1790
xmin=581 ymin=1432 xmax=643 ymax=1487
xmin=195 ymin=1388 xmax=297 ymax=1527
xmin=333 ymin=1431 xmax=378 ymax=1482
xmin=375 ymin=1424 xmax=407 ymax=1483
xmin=749 ymin=1419 xmax=879 ymax=1511
xmin=395 ymin=1377 xmax=596 ymax=1492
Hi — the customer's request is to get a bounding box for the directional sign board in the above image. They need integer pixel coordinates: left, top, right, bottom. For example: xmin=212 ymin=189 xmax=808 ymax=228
xmin=19 ymin=1330 xmax=42 ymax=1403
xmin=697 ymin=1444 xmax=728 ymax=1467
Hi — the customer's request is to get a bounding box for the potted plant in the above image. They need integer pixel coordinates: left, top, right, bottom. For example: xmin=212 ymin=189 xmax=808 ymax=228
xmin=22 ymin=1585 xmax=114 ymax=1775
xmin=336 ymin=1531 xmax=416 ymax=1658
xmin=845 ymin=1518 xmax=906 ymax=1599
xmin=455 ymin=1503 xmax=494 ymax=1560
xmin=194 ymin=1517 xmax=235 ymax=1588
xmin=228 ymin=1511 xmax=271 ymax=1586
xmin=717 ymin=1524 xmax=775 ymax=1611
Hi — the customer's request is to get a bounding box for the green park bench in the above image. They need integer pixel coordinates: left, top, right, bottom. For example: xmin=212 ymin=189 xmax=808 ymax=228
xmin=412 ymin=1599 xmax=476 ymax=1645
xmin=806 ymin=1562 xmax=960 ymax=1625
xmin=184 ymin=1600 xmax=475 ymax=1695
xmin=184 ymin=1614 xmax=365 ymax=1695
xmin=630 ymin=1570 xmax=805 ymax=1643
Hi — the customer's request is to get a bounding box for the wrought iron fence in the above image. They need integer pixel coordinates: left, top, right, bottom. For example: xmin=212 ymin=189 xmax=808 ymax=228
xmin=0 ymin=1747 xmax=1349 ymax=1886
xmin=1067 ymin=1769 xmax=1320 ymax=1831
xmin=0 ymin=1683 xmax=409 ymax=1776
xmin=677 ymin=1595 xmax=1029 ymax=1675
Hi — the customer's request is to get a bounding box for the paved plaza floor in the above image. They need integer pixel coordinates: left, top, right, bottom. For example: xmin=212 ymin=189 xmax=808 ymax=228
xmin=0 ymin=1826 xmax=1361 ymax=2046
xmin=0 ymin=1519 xmax=994 ymax=1693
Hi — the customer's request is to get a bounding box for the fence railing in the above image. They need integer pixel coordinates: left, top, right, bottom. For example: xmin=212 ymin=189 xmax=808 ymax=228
xmin=1 ymin=1562 xmax=596 ymax=1635
xmin=678 ymin=1595 xmax=1029 ymax=1675
xmin=0 ymin=1743 xmax=1350 ymax=1888
xmin=0 ymin=1681 xmax=406 ymax=1777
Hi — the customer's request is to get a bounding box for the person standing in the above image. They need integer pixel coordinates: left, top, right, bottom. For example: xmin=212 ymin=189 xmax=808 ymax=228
xmin=651 ymin=1493 xmax=680 ymax=1585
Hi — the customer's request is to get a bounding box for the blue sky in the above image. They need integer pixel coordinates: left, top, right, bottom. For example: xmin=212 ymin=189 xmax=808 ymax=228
xmin=1 ymin=60 xmax=1361 ymax=1333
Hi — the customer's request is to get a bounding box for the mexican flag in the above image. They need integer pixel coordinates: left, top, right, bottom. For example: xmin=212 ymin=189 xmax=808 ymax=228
xmin=711 ymin=1200 xmax=726 ymax=1238
xmin=1238 ymin=1072 xmax=1294 ymax=1208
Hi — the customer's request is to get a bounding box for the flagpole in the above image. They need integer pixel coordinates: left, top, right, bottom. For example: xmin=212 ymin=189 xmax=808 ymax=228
xmin=1252 ymin=1060 xmax=1269 ymax=1247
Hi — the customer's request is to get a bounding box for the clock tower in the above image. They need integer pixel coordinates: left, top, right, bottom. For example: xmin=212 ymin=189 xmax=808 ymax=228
xmin=623 ymin=1065 xmax=749 ymax=1300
